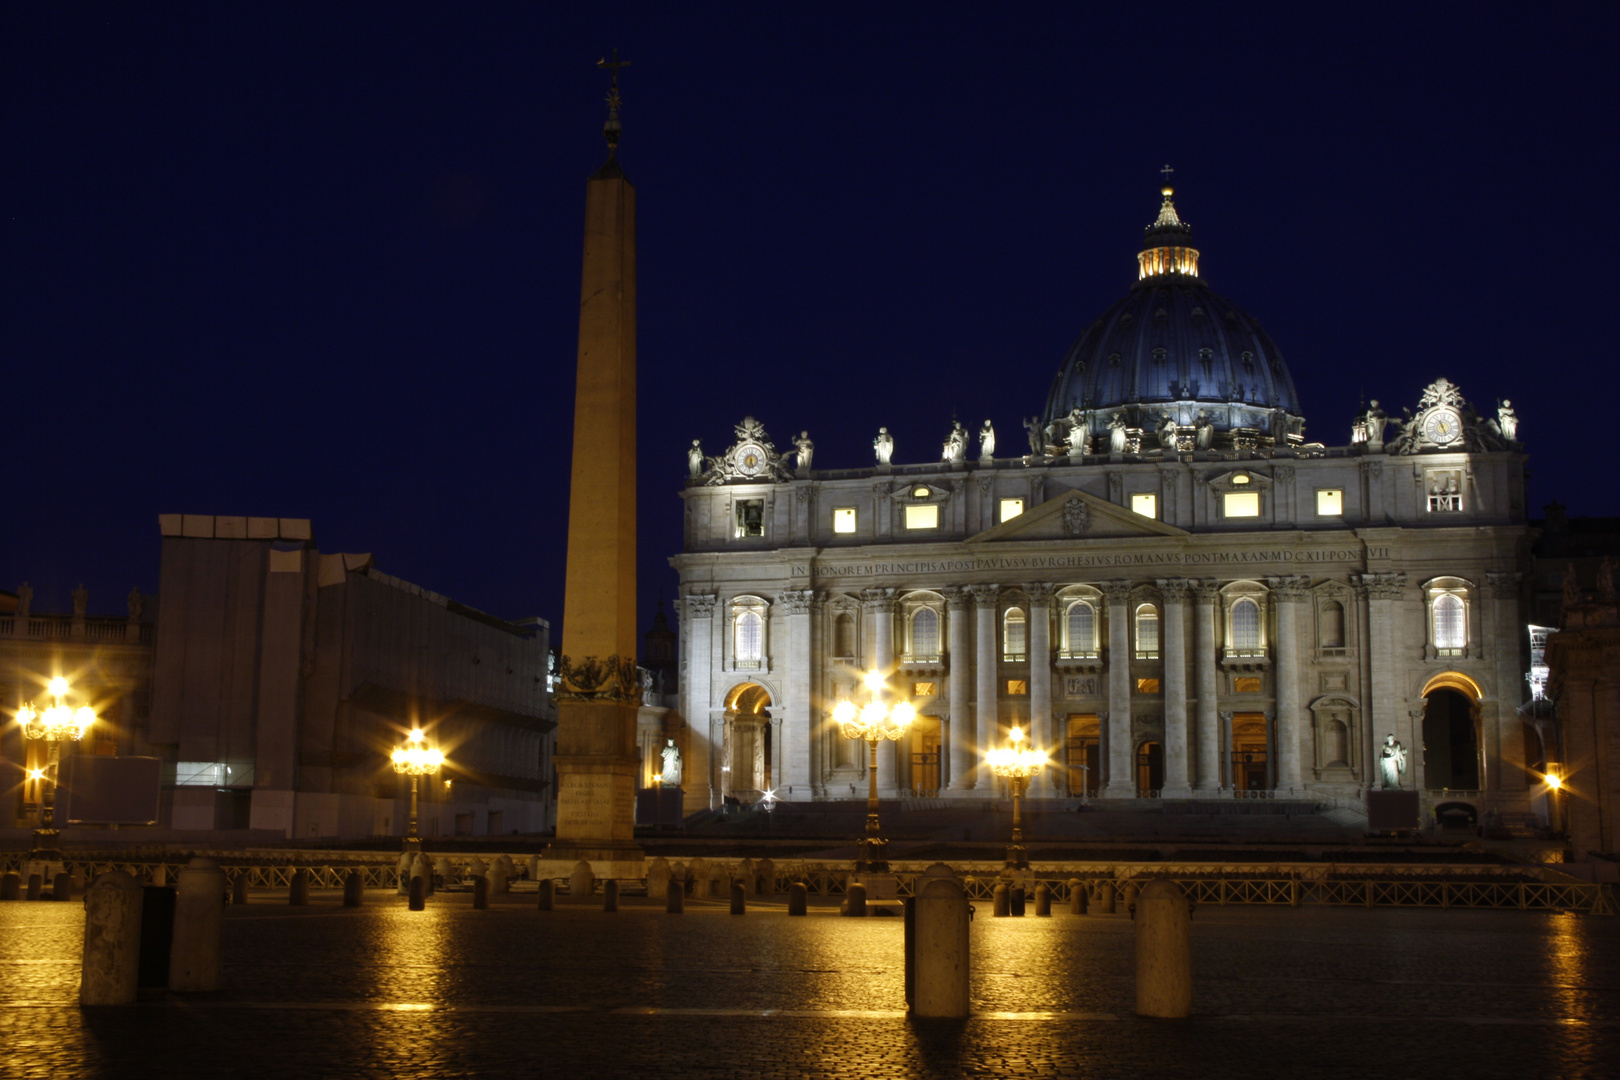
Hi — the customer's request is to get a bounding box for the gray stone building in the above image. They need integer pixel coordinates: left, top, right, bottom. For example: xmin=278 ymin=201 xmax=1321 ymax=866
xmin=670 ymin=187 xmax=1535 ymax=826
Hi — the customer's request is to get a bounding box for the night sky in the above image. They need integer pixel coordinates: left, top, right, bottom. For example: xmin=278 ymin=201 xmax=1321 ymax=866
xmin=5 ymin=3 xmax=1617 ymax=647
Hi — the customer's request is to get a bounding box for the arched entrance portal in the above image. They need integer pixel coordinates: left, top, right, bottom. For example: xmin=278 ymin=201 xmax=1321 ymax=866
xmin=1421 ymin=673 xmax=1482 ymax=792
xmin=723 ymin=683 xmax=772 ymax=801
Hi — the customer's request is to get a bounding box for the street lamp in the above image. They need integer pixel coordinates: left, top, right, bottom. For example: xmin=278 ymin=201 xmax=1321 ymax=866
xmin=833 ymin=670 xmax=914 ymax=873
xmin=391 ymin=728 xmax=444 ymax=855
xmin=17 ymin=676 xmax=96 ymax=860
xmin=986 ymin=725 xmax=1046 ymax=870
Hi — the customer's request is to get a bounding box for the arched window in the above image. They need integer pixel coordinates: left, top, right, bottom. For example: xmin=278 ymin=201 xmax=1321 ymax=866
xmin=1135 ymin=604 xmax=1160 ymax=658
xmin=833 ymin=612 xmax=855 ymax=657
xmin=1433 ymin=594 xmax=1465 ymax=651
xmin=1320 ymin=600 xmax=1345 ymax=649
xmin=1231 ymin=598 xmax=1261 ymax=653
xmin=735 ymin=611 xmax=763 ymax=668
xmin=1003 ymin=608 xmax=1027 ymax=660
xmin=1064 ymin=601 xmax=1096 ymax=657
xmin=910 ymin=608 xmax=940 ymax=660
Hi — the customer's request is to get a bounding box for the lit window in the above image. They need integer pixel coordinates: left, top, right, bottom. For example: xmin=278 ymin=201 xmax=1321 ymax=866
xmin=913 ymin=486 xmax=931 ymax=498
xmin=1233 ymin=676 xmax=1262 ymax=693
xmin=1317 ymin=489 xmax=1343 ymax=516
xmin=735 ymin=611 xmax=763 ymax=667
xmin=905 ymin=504 xmax=939 ymax=529
xmin=913 ymin=681 xmax=937 ymax=697
xmin=1004 ymin=608 xmax=1027 ymax=660
xmin=1231 ymin=474 xmax=1250 ymax=485
xmin=1135 ymin=604 xmax=1159 ymax=657
xmin=1136 ymin=678 xmax=1161 ymax=694
xmin=1006 ymin=680 xmax=1029 ymax=696
xmin=1427 ymin=471 xmax=1463 ymax=512
xmin=734 ymin=499 xmax=765 ymax=538
xmin=1231 ymin=598 xmax=1261 ymax=652
xmin=833 ymin=507 xmax=857 ymax=533
xmin=1131 ymin=493 xmax=1157 ymax=518
xmin=176 ymin=762 xmax=224 ymax=787
xmin=1224 ymin=492 xmax=1260 ymax=517
xmin=1000 ymin=498 xmax=1024 ymax=522
xmin=1433 ymin=594 xmax=1465 ymax=651
xmin=909 ymin=608 xmax=940 ymax=659
xmin=1064 ymin=601 xmax=1096 ymax=656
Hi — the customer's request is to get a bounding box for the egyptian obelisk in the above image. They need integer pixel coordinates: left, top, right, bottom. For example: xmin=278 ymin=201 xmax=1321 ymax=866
xmin=543 ymin=55 xmax=643 ymax=877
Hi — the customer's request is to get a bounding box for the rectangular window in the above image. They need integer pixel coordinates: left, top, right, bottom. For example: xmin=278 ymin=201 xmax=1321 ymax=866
xmin=905 ymin=504 xmax=939 ymax=529
xmin=1223 ymin=491 xmax=1261 ymax=517
xmin=175 ymin=762 xmax=223 ymax=787
xmin=1316 ymin=489 xmax=1343 ymax=516
xmin=1136 ymin=678 xmax=1161 ymax=694
xmin=1006 ymin=679 xmax=1029 ymax=696
xmin=1427 ymin=470 xmax=1463 ymax=512
xmin=734 ymin=499 xmax=765 ymax=538
xmin=1131 ymin=493 xmax=1157 ymax=518
xmin=833 ymin=507 xmax=857 ymax=533
xmin=999 ymin=498 xmax=1024 ymax=522
xmin=913 ymin=681 xmax=937 ymax=696
xmin=1233 ymin=676 xmax=1263 ymax=693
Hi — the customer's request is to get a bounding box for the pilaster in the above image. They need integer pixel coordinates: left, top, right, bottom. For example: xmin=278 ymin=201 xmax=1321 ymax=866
xmin=1158 ymin=578 xmax=1192 ymax=798
xmin=969 ymin=583 xmax=1001 ymax=794
xmin=1192 ymin=579 xmax=1221 ymax=794
xmin=943 ymin=587 xmax=975 ymax=791
xmin=1102 ymin=579 xmax=1134 ymax=798
xmin=1024 ymin=582 xmax=1056 ymax=795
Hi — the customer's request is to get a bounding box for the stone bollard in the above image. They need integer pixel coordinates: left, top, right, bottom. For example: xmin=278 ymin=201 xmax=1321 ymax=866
xmin=80 ymin=871 xmax=143 ymax=1006
xmin=1123 ymin=882 xmax=1139 ymax=911
xmin=487 ymin=868 xmax=508 ymax=897
xmin=343 ymin=870 xmax=364 ymax=907
xmin=911 ymin=868 xmax=971 ymax=1019
xmin=1 ymin=871 xmax=20 ymax=900
xmin=150 ymin=864 xmax=168 ymax=887
xmin=434 ymin=857 xmax=453 ymax=882
xmin=231 ymin=875 xmax=249 ymax=906
xmin=468 ymin=857 xmax=488 ymax=880
xmin=730 ymin=881 xmax=746 ymax=915
xmin=665 ymin=879 xmax=684 ymax=914
xmin=708 ymin=867 xmax=727 ymax=899
xmin=27 ymin=873 xmax=43 ymax=901
xmin=647 ymin=857 xmax=671 ymax=899
xmin=788 ymin=881 xmax=808 ymax=916
xmin=472 ymin=875 xmax=489 ymax=910
xmin=1011 ymin=885 xmax=1026 ymax=917
xmin=1069 ymin=878 xmax=1088 ymax=915
xmin=737 ymin=859 xmax=757 ymax=897
xmin=288 ymin=869 xmax=309 ymax=906
xmin=1134 ymin=879 xmax=1193 ymax=1018
xmin=1099 ymin=881 xmax=1117 ymax=914
xmin=170 ymin=857 xmax=227 ymax=992
xmin=396 ymin=852 xmax=414 ymax=895
xmin=992 ymin=882 xmax=1009 ymax=917
xmin=537 ymin=879 xmax=554 ymax=911
xmin=569 ymin=860 xmax=595 ymax=900
xmin=54 ymin=872 xmax=73 ymax=900
xmin=686 ymin=858 xmax=708 ymax=897
xmin=413 ymin=853 xmax=434 ymax=896
xmin=1035 ymin=882 xmax=1051 ymax=916
xmin=604 ymin=879 xmax=620 ymax=913
xmin=845 ymin=881 xmax=867 ymax=917
xmin=408 ymin=875 xmax=426 ymax=911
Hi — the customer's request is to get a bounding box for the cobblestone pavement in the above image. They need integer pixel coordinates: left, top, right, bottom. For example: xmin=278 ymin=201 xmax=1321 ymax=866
xmin=2 ymin=891 xmax=1616 ymax=1079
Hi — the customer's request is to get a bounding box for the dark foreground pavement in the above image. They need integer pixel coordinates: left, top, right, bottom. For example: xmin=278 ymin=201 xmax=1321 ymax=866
xmin=2 ymin=891 xmax=1616 ymax=1079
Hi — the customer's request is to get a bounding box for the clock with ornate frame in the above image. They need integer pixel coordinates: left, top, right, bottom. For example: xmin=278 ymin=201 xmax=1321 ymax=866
xmin=1422 ymin=406 xmax=1462 ymax=447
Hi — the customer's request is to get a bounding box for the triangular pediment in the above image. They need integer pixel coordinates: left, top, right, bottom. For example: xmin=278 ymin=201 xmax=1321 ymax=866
xmin=967 ymin=488 xmax=1187 ymax=542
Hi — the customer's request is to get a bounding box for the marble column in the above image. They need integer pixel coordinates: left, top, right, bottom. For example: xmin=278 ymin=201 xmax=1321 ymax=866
xmin=970 ymin=584 xmax=1002 ymax=794
xmin=1102 ymin=580 xmax=1135 ymax=798
xmin=1359 ymin=572 xmax=1408 ymax=788
xmin=1485 ymin=571 xmax=1527 ymax=793
xmin=683 ymin=594 xmax=717 ymax=813
xmin=1268 ymin=575 xmax=1310 ymax=792
xmin=1025 ymin=583 xmax=1056 ymax=796
xmin=861 ymin=588 xmax=899 ymax=796
xmin=779 ymin=590 xmax=816 ymax=801
xmin=1193 ymin=579 xmax=1221 ymax=794
xmin=944 ymin=587 xmax=975 ymax=791
xmin=1158 ymin=579 xmax=1192 ymax=799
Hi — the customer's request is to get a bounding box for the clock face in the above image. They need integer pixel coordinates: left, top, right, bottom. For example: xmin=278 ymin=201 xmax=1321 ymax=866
xmin=1423 ymin=408 xmax=1461 ymax=446
xmin=736 ymin=443 xmax=767 ymax=475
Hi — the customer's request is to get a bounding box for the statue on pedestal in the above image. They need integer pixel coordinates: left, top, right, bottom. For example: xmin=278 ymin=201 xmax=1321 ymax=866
xmin=1497 ymin=400 xmax=1518 ymax=442
xmin=1107 ymin=411 xmax=1129 ymax=453
xmin=873 ymin=427 xmax=894 ymax=465
xmin=1158 ymin=413 xmax=1179 ymax=451
xmin=941 ymin=421 xmax=968 ymax=463
xmin=660 ymin=739 xmax=682 ymax=786
xmin=793 ymin=431 xmax=814 ymax=472
xmin=1377 ymin=734 xmax=1407 ymax=790
xmin=1194 ymin=410 xmax=1214 ymax=450
xmin=687 ymin=440 xmax=704 ymax=478
xmin=977 ymin=420 xmax=995 ymax=460
xmin=1023 ymin=416 xmax=1044 ymax=457
xmin=1365 ymin=400 xmax=1388 ymax=444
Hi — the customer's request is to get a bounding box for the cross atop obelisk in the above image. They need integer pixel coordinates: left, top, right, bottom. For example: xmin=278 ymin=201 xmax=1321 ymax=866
xmin=540 ymin=57 xmax=644 ymax=877
xmin=597 ymin=50 xmax=630 ymax=155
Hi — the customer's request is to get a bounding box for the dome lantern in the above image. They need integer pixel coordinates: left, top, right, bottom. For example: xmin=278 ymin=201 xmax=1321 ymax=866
xmin=1137 ymin=187 xmax=1200 ymax=280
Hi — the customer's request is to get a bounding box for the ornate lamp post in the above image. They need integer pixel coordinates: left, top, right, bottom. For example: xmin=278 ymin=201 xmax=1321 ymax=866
xmin=391 ymin=728 xmax=444 ymax=855
xmin=986 ymin=725 xmax=1046 ymax=870
xmin=18 ymin=677 xmax=96 ymax=861
xmin=833 ymin=670 xmax=914 ymax=873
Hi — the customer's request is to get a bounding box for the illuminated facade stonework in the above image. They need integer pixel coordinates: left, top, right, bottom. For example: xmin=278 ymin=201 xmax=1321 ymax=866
xmin=671 ymin=189 xmax=1535 ymax=825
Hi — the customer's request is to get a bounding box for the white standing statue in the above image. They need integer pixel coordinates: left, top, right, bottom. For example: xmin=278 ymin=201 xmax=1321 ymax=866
xmin=1107 ymin=411 xmax=1129 ymax=453
xmin=978 ymin=420 xmax=995 ymax=460
xmin=1497 ymin=399 xmax=1518 ymax=442
xmin=687 ymin=440 xmax=704 ymax=478
xmin=1365 ymin=400 xmax=1389 ymax=445
xmin=660 ymin=739 xmax=682 ymax=786
xmin=1377 ymin=734 xmax=1407 ymax=790
xmin=793 ymin=431 xmax=814 ymax=472
xmin=941 ymin=421 xmax=968 ymax=463
xmin=873 ymin=427 xmax=894 ymax=465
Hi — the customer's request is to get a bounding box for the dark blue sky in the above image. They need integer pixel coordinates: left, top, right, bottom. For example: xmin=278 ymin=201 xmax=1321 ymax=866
xmin=5 ymin=3 xmax=1617 ymax=644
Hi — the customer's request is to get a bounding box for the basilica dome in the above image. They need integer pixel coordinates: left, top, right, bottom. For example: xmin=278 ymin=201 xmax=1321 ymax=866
xmin=1042 ymin=188 xmax=1304 ymax=446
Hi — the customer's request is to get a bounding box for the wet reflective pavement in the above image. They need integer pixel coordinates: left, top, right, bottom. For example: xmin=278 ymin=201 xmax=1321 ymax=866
xmin=2 ymin=891 xmax=1617 ymax=1078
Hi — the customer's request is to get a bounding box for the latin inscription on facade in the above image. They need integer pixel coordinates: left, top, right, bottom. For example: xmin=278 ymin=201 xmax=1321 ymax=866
xmin=795 ymin=548 xmax=1377 ymax=578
